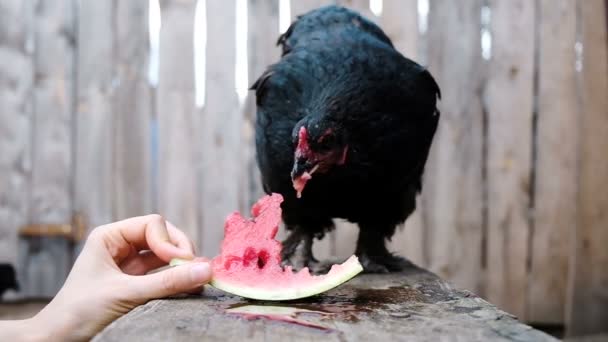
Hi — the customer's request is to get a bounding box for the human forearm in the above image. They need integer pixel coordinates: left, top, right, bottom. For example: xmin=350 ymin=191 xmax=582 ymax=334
xmin=0 ymin=317 xmax=50 ymax=342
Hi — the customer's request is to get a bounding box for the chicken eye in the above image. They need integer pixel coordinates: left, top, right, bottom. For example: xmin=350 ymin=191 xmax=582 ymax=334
xmin=317 ymin=134 xmax=335 ymax=151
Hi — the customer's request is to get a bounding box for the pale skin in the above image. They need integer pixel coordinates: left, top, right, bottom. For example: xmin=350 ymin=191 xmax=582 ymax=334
xmin=0 ymin=215 xmax=212 ymax=341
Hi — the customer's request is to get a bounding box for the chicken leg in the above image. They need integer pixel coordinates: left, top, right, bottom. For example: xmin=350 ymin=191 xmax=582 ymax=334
xmin=281 ymin=227 xmax=318 ymax=271
xmin=355 ymin=224 xmax=412 ymax=273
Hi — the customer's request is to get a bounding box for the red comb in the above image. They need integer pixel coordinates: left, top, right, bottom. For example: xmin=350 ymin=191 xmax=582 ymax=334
xmin=296 ymin=126 xmax=310 ymax=157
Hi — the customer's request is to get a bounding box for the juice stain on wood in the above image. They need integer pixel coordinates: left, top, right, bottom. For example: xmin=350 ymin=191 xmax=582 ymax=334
xmin=223 ymin=285 xmax=427 ymax=330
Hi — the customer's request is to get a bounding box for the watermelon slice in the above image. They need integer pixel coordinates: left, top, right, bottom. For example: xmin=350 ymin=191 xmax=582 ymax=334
xmin=171 ymin=193 xmax=363 ymax=301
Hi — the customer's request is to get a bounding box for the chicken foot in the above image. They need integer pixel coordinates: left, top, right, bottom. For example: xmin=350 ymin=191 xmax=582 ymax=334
xmin=280 ymin=228 xmax=319 ymax=271
xmin=355 ymin=225 xmax=413 ymax=273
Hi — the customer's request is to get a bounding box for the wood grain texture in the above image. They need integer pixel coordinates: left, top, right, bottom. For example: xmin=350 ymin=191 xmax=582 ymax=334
xmin=244 ymin=0 xmax=279 ymax=210
xmin=18 ymin=237 xmax=72 ymax=298
xmin=25 ymin=0 xmax=76 ymax=297
xmin=157 ymin=0 xmax=200 ymax=251
xmin=94 ymin=267 xmax=557 ymax=342
xmin=201 ymin=0 xmax=241 ymax=256
xmin=30 ymin=0 xmax=74 ymax=224
xmin=485 ymin=0 xmax=535 ymax=321
xmin=112 ymin=1 xmax=152 ymax=221
xmin=423 ymin=0 xmax=485 ymax=294
xmin=74 ymin=0 xmax=114 ymax=236
xmin=528 ymin=0 xmax=577 ymax=324
xmin=337 ymin=0 xmax=375 ymax=20
xmin=380 ymin=0 xmax=426 ymax=267
xmin=381 ymin=0 xmax=418 ymax=60
xmin=566 ymin=0 xmax=608 ymax=336
xmin=0 ymin=0 xmax=34 ymax=270
xmin=290 ymin=0 xmax=332 ymax=20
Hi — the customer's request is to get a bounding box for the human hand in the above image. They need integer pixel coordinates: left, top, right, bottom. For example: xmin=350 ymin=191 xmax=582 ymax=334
xmin=26 ymin=215 xmax=211 ymax=341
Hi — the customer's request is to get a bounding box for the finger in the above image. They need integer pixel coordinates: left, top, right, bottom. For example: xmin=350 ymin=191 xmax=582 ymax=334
xmin=120 ymin=250 xmax=167 ymax=275
xmin=165 ymin=220 xmax=196 ymax=255
xmin=114 ymin=215 xmax=194 ymax=262
xmin=187 ymin=285 xmax=205 ymax=295
xmin=129 ymin=261 xmax=212 ymax=300
xmin=143 ymin=215 xmax=192 ymax=262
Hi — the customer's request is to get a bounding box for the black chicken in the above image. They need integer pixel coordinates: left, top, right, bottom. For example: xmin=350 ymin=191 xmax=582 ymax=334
xmin=252 ymin=6 xmax=440 ymax=272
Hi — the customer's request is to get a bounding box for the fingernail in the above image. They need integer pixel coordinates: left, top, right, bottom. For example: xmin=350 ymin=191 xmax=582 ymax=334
xmin=190 ymin=263 xmax=212 ymax=283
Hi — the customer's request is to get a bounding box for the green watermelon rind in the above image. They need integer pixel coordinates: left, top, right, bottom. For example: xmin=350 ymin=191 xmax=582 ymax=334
xmin=170 ymin=255 xmax=363 ymax=301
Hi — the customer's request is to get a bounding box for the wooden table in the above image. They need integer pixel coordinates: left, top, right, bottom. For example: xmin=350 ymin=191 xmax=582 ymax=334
xmin=94 ymin=265 xmax=557 ymax=341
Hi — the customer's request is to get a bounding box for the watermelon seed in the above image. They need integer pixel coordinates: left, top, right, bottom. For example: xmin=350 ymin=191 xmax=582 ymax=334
xmin=257 ymin=250 xmax=269 ymax=269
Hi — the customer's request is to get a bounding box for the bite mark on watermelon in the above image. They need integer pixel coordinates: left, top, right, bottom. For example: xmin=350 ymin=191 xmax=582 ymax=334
xmin=171 ymin=193 xmax=363 ymax=301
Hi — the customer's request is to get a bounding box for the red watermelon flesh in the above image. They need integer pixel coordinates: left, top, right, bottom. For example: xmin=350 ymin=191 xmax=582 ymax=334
xmin=172 ymin=193 xmax=363 ymax=301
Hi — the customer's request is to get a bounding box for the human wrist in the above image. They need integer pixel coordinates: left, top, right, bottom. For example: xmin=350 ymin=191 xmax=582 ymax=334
xmin=0 ymin=317 xmax=51 ymax=342
xmin=29 ymin=302 xmax=86 ymax=341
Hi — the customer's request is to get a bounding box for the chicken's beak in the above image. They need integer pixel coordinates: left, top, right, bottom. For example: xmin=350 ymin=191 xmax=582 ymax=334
xmin=291 ymin=158 xmax=319 ymax=198
xmin=291 ymin=158 xmax=316 ymax=179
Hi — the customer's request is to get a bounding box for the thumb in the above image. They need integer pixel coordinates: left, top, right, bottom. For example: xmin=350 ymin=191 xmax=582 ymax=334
xmin=130 ymin=262 xmax=212 ymax=300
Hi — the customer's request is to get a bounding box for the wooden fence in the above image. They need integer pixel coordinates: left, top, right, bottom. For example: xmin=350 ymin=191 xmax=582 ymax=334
xmin=0 ymin=0 xmax=606 ymax=336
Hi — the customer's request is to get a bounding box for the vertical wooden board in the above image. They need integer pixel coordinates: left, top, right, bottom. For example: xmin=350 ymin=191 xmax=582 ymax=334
xmin=381 ymin=0 xmax=418 ymax=60
xmin=26 ymin=0 xmax=76 ymax=297
xmin=336 ymin=0 xmax=375 ymax=20
xmin=112 ymin=0 xmax=154 ymax=219
xmin=30 ymin=0 xmax=74 ymax=223
xmin=291 ymin=0 xmax=333 ymax=20
xmin=380 ymin=0 xmax=425 ymax=266
xmin=112 ymin=1 xmax=153 ymax=221
xmin=423 ymin=0 xmax=484 ymax=293
xmin=19 ymin=237 xmax=72 ymax=298
xmin=0 ymin=0 xmax=33 ymax=274
xmin=485 ymin=0 xmax=535 ymax=320
xmin=157 ymin=0 xmax=200 ymax=250
xmin=201 ymin=0 xmax=240 ymax=256
xmin=566 ymin=0 xmax=608 ymax=336
xmin=74 ymin=0 xmax=114 ymax=237
xmin=528 ymin=0 xmax=577 ymax=324
xmin=244 ymin=0 xmax=280 ymax=210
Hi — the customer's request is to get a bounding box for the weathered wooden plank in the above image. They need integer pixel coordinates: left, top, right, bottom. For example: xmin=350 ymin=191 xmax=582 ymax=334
xmin=157 ymin=0 xmax=200 ymax=251
xmin=200 ymin=0 xmax=241 ymax=256
xmin=74 ymin=0 xmax=114 ymax=238
xmin=112 ymin=1 xmax=153 ymax=221
xmin=0 ymin=0 xmax=33 ymax=283
xmin=566 ymin=0 xmax=608 ymax=336
xmin=336 ymin=0 xmax=378 ymax=22
xmin=24 ymin=0 xmax=76 ymax=298
xmin=528 ymin=0 xmax=577 ymax=324
xmin=18 ymin=237 xmax=72 ymax=298
xmin=485 ymin=0 xmax=535 ymax=320
xmin=380 ymin=0 xmax=425 ymax=267
xmin=290 ymin=0 xmax=332 ymax=20
xmin=422 ymin=0 xmax=484 ymax=294
xmin=30 ymin=0 xmax=75 ymax=224
xmin=336 ymin=0 xmax=375 ymax=20
xmin=244 ymin=0 xmax=279 ymax=210
xmin=95 ymin=267 xmax=558 ymax=342
xmin=381 ymin=0 xmax=418 ymax=60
